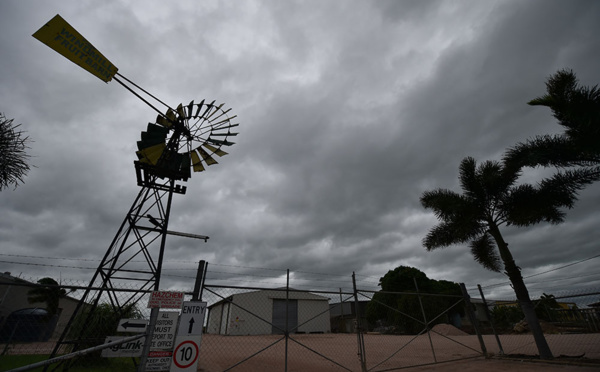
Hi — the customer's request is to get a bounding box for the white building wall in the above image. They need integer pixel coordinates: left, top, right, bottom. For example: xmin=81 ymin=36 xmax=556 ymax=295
xmin=297 ymin=299 xmax=331 ymax=333
xmin=226 ymin=291 xmax=272 ymax=335
xmin=206 ymin=302 xmax=225 ymax=334
xmin=207 ymin=289 xmax=331 ymax=335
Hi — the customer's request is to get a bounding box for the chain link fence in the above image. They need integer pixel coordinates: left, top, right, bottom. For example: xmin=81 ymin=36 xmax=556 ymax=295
xmin=476 ymin=286 xmax=600 ymax=361
xmin=1 ymin=273 xmax=599 ymax=371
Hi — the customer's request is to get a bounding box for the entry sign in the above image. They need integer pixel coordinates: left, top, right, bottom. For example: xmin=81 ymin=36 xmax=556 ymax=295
xmin=32 ymin=14 xmax=118 ymax=82
xmin=169 ymin=336 xmax=202 ymax=372
xmin=178 ymin=301 xmax=207 ymax=336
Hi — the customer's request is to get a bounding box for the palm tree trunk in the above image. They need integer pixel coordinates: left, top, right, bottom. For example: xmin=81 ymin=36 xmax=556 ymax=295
xmin=488 ymin=223 xmax=553 ymax=359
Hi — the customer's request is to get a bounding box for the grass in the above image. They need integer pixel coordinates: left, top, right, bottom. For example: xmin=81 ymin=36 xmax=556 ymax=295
xmin=0 ymin=355 xmax=138 ymax=372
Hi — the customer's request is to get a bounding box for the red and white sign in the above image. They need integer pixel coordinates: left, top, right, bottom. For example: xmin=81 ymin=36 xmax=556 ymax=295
xmin=149 ymin=350 xmax=173 ymax=358
xmin=148 ymin=291 xmax=184 ymax=309
xmin=169 ymin=336 xmax=202 ymax=372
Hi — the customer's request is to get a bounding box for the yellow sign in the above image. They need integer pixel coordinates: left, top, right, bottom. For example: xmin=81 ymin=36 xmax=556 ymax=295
xmin=33 ymin=14 xmax=118 ymax=83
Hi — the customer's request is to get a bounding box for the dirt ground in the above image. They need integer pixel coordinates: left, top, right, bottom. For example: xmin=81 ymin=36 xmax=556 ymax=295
xmin=406 ymin=358 xmax=600 ymax=372
xmin=3 ymin=332 xmax=599 ymax=371
xmin=197 ymin=333 xmax=600 ymax=372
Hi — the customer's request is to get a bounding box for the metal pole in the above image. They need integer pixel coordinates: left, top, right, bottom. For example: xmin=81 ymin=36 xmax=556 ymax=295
xmin=193 ymin=260 xmax=206 ymax=301
xmin=460 ymin=283 xmax=487 ymax=356
xmin=414 ymin=278 xmax=436 ymax=363
xmin=339 ymin=288 xmax=345 ymax=333
xmin=138 ymin=308 xmax=158 ymax=372
xmin=139 ymin=181 xmax=176 ymax=372
xmin=352 ymin=272 xmax=367 ymax=372
xmin=285 ymin=269 xmax=289 ymax=372
xmin=478 ymin=284 xmax=504 ymax=355
xmin=9 ymin=333 xmax=145 ymax=372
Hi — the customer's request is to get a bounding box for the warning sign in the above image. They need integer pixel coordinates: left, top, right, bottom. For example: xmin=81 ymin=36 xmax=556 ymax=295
xmin=150 ymin=311 xmax=178 ymax=350
xmin=170 ymin=336 xmax=202 ymax=372
xmin=148 ymin=291 xmax=184 ymax=309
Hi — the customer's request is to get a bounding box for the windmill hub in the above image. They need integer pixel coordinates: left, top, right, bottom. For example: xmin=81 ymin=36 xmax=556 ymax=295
xmin=135 ymin=100 xmax=239 ymax=185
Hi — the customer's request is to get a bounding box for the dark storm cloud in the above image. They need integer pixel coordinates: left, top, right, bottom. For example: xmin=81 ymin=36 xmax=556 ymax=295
xmin=0 ymin=0 xmax=599 ymax=300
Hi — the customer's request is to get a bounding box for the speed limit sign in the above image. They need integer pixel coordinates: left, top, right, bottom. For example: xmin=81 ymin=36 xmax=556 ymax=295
xmin=170 ymin=335 xmax=202 ymax=371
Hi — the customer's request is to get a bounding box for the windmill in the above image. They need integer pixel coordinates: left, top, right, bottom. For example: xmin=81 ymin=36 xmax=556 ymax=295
xmin=32 ymin=14 xmax=239 ymax=365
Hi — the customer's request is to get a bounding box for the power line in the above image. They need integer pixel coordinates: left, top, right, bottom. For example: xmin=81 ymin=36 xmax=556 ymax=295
xmin=479 ymin=252 xmax=600 ymax=290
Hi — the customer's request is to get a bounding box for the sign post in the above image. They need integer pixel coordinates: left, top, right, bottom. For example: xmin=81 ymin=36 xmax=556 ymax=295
xmin=168 ymin=301 xmax=207 ymax=372
xmin=140 ymin=292 xmax=184 ymax=371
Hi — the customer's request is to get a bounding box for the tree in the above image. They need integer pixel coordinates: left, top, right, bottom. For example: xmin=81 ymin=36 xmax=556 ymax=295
xmin=420 ymin=157 xmax=599 ymax=359
xmin=68 ymin=302 xmax=143 ymax=365
xmin=0 ymin=113 xmax=32 ymax=191
xmin=366 ymin=266 xmax=464 ymax=334
xmin=27 ymin=277 xmax=69 ymax=318
xmin=506 ymin=69 xmax=600 ymax=171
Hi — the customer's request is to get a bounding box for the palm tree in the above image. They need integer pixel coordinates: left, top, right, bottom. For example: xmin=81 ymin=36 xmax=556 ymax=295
xmin=420 ymin=157 xmax=599 ymax=359
xmin=506 ymin=69 xmax=600 ymax=169
xmin=0 ymin=112 xmax=32 ymax=191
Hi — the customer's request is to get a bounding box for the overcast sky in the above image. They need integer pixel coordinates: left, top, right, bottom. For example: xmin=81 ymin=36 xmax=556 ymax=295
xmin=1 ymin=0 xmax=599 ymax=303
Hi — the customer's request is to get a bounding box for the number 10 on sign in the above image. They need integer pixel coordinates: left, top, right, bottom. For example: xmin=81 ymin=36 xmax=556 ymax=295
xmin=170 ymin=336 xmax=202 ymax=371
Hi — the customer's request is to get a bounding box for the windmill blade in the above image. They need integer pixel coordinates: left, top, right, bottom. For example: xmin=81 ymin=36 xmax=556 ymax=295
xmin=201 ymin=100 xmax=216 ymax=118
xmin=209 ymin=108 xmax=232 ymax=122
xmin=206 ymin=138 xmax=235 ymax=147
xmin=212 ymin=117 xmax=237 ymax=128
xmin=155 ymin=114 xmax=172 ymax=128
xmin=213 ymin=123 xmax=239 ymax=131
xmin=138 ymin=124 xmax=168 ymax=150
xmin=193 ymin=99 xmax=205 ymax=118
xmin=206 ymin=103 xmax=225 ymax=119
xmin=189 ymin=150 xmax=205 ymax=172
xmin=137 ymin=143 xmax=166 ymax=165
xmin=196 ymin=146 xmax=218 ymax=165
xmin=210 ymin=132 xmax=238 ymax=137
xmin=186 ymin=100 xmax=194 ymax=119
xmin=141 ymin=130 xmax=167 ymax=147
xmin=176 ymin=103 xmax=185 ymax=119
xmin=202 ymin=142 xmax=228 ymax=157
xmin=166 ymin=108 xmax=176 ymax=122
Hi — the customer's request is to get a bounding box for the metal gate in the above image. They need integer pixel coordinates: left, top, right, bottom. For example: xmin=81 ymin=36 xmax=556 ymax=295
xmin=196 ymin=273 xmax=487 ymax=371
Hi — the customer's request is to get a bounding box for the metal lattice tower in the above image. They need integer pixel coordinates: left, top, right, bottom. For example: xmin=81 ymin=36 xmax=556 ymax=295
xmin=47 ymin=100 xmax=239 ymax=367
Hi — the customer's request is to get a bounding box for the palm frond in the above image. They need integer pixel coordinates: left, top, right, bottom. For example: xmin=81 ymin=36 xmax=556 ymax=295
xmin=0 ymin=113 xmax=32 ymax=191
xmin=469 ymin=234 xmax=502 ymax=272
xmin=420 ymin=188 xmax=476 ymax=222
xmin=479 ymin=159 xmax=515 ymax=197
xmin=538 ymin=166 xmax=600 ymax=208
xmin=503 ymin=134 xmax=597 ymax=168
xmin=459 ymin=157 xmax=481 ymax=198
xmin=504 ymin=184 xmax=566 ymax=226
xmin=422 ymin=219 xmax=485 ymax=250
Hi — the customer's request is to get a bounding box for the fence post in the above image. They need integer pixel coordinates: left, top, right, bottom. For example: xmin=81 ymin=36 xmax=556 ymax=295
xmin=460 ymin=283 xmax=487 ymax=356
xmin=352 ymin=272 xmax=367 ymax=372
xmin=192 ymin=260 xmax=207 ymax=301
xmin=478 ymin=284 xmax=504 ymax=355
xmin=285 ymin=269 xmax=289 ymax=372
xmin=339 ymin=288 xmax=345 ymax=333
xmin=414 ymin=278 xmax=436 ymax=363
